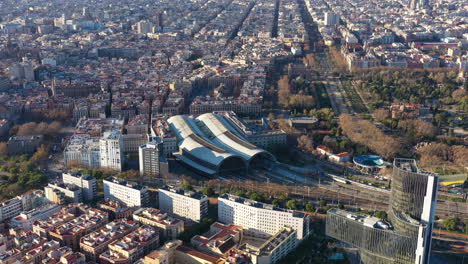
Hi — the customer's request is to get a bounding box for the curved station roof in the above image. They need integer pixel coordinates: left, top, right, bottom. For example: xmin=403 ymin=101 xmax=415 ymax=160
xmin=167 ymin=113 xmax=274 ymax=176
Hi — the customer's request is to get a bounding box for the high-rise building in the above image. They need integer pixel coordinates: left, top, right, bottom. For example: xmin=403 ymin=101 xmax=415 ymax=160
xmin=218 ymin=194 xmax=310 ymax=240
xmin=410 ymin=0 xmax=430 ymax=10
xmin=103 ymin=177 xmax=149 ymax=207
xmin=158 ymin=186 xmax=208 ymax=223
xmin=324 ymin=12 xmax=340 ymax=26
xmin=326 ymin=159 xmax=438 ymax=264
xmin=100 ymin=130 xmax=124 ymax=171
xmin=136 ymin=20 xmax=155 ymax=34
xmin=8 ymin=61 xmax=35 ymax=81
xmin=139 ymin=139 xmax=165 ymax=177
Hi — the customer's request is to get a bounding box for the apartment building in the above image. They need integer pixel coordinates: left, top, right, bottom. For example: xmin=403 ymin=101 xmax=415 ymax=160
xmin=40 ymin=246 xmax=87 ymax=264
xmin=33 ymin=210 xmax=77 ymax=239
xmin=44 ymin=182 xmax=83 ymax=204
xmin=103 ymin=177 xmax=149 ymax=207
xmin=139 ymin=139 xmax=167 ymax=177
xmin=136 ymin=240 xmax=182 ymax=264
xmin=97 ymin=199 xmax=135 ymax=220
xmin=158 ymin=186 xmax=208 ymax=222
xmin=0 ymin=197 xmax=24 ymax=222
xmin=0 ymin=229 xmax=47 ymax=264
xmin=16 ymin=240 xmax=60 ymax=264
xmin=100 ymin=130 xmax=124 ymax=171
xmin=99 ymin=225 xmax=159 ymax=264
xmin=133 ymin=208 xmax=184 ymax=241
xmin=191 ymin=222 xmax=243 ymax=258
xmin=11 ymin=203 xmax=61 ymax=231
xmin=80 ymin=219 xmax=139 ymax=262
xmin=62 ymin=172 xmax=97 ymax=201
xmin=218 ymin=194 xmax=310 ymax=240
xmin=240 ymin=227 xmax=297 ymax=264
xmin=49 ymin=208 xmax=109 ymax=251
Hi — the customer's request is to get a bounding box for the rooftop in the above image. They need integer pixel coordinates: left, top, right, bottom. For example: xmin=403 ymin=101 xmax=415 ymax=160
xmin=133 ymin=208 xmax=183 ymax=226
xmin=219 ymin=194 xmax=306 ymax=218
xmin=159 ymin=185 xmax=206 ymax=200
xmin=105 ymin=177 xmax=148 ymax=191
xmin=80 ymin=219 xmax=137 ymax=248
xmin=108 ymin=225 xmax=158 ymax=252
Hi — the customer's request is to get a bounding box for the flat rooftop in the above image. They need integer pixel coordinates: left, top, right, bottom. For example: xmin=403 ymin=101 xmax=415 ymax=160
xmin=219 ymin=194 xmax=306 ymax=218
xmin=159 ymin=186 xmax=206 ymax=200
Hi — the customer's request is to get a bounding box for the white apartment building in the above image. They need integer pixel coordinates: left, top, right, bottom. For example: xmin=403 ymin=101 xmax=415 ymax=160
xmin=62 ymin=172 xmax=97 ymax=201
xmin=63 ymin=134 xmax=101 ymax=168
xmin=218 ymin=194 xmax=310 ymax=240
xmin=0 ymin=192 xmax=43 ymax=222
xmin=103 ymin=177 xmax=149 ymax=207
xmin=0 ymin=197 xmax=23 ymax=222
xmin=100 ymin=130 xmax=124 ymax=171
xmin=158 ymin=186 xmax=208 ymax=222
xmin=11 ymin=203 xmax=62 ymax=231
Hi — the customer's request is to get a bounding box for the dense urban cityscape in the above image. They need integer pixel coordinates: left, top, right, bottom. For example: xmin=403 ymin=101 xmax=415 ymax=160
xmin=0 ymin=0 xmax=466 ymax=263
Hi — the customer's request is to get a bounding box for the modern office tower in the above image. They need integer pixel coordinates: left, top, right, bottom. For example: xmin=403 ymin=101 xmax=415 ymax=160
xmin=218 ymin=194 xmax=310 ymax=240
xmin=62 ymin=172 xmax=97 ymax=201
xmin=324 ymin=12 xmax=340 ymax=26
xmin=103 ymin=177 xmax=149 ymax=207
xmin=326 ymin=159 xmax=438 ymax=264
xmin=139 ymin=139 xmax=165 ymax=177
xmin=100 ymin=130 xmax=124 ymax=171
xmin=158 ymin=186 xmax=208 ymax=222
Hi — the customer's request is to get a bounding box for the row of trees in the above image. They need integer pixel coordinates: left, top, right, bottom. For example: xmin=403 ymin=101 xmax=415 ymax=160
xmin=357 ymin=69 xmax=461 ymax=104
xmin=417 ymin=143 xmax=467 ymax=173
xmin=339 ymin=114 xmax=401 ymax=159
xmin=11 ymin=121 xmax=62 ymax=136
xmin=0 ymin=154 xmax=48 ymax=200
xmin=373 ymin=108 xmax=437 ymax=140
xmin=441 ymin=217 xmax=468 ymax=234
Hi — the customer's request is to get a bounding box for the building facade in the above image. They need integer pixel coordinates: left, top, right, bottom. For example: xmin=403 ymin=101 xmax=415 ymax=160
xmin=62 ymin=172 xmax=97 ymax=201
xmin=99 ymin=225 xmax=159 ymax=264
xmin=326 ymin=159 xmax=438 ymax=264
xmin=158 ymin=186 xmax=208 ymax=222
xmin=218 ymin=194 xmax=310 ymax=240
xmin=133 ymin=208 xmax=184 ymax=241
xmin=139 ymin=140 xmax=164 ymax=177
xmin=80 ymin=219 xmax=139 ymax=262
xmin=104 ymin=177 xmax=149 ymax=207
xmin=44 ymin=182 xmax=83 ymax=204
xmin=100 ymin=130 xmax=124 ymax=171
